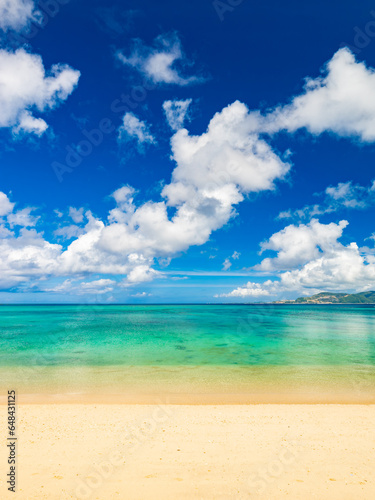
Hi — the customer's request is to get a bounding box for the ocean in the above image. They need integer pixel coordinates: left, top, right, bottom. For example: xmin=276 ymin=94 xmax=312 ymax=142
xmin=1 ymin=304 xmax=375 ymax=366
xmin=1 ymin=304 xmax=375 ymax=402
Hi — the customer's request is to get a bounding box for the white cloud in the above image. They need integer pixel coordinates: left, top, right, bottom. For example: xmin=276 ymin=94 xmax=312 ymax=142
xmin=217 ymin=282 xmax=272 ymax=298
xmin=116 ymin=33 xmax=203 ymax=86
xmin=108 ymin=186 xmax=136 ymax=224
xmin=54 ymin=225 xmax=85 ymax=240
xmin=257 ymin=219 xmax=349 ymax=271
xmin=79 ymin=279 xmax=116 ymax=294
xmin=4 ymin=48 xmax=375 ymax=295
xmin=118 ymin=112 xmax=155 ymax=149
xmin=222 ymin=251 xmax=241 ymax=271
xmin=163 ymin=98 xmax=192 ymax=130
xmin=0 ymin=192 xmax=39 ymax=227
xmin=222 ymin=220 xmax=375 ymax=299
xmin=14 ymin=110 xmax=48 ymax=135
xmin=54 ymin=208 xmax=88 ymax=239
xmin=278 ymin=180 xmax=375 ymax=220
xmin=69 ymin=207 xmax=84 ymax=224
xmin=279 ymin=241 xmax=375 ymax=292
xmin=0 ymin=100 xmax=290 ymax=291
xmin=7 ymin=207 xmax=39 ymax=227
xmin=0 ymin=192 xmax=14 ymax=216
xmin=131 ymin=291 xmax=151 ymax=297
xmin=0 ymin=224 xmax=13 ymax=238
xmin=125 ymin=265 xmax=162 ymax=284
xmin=0 ymin=228 xmax=62 ymax=289
xmin=0 ymin=0 xmax=40 ymax=31
xmin=278 ymin=206 xmax=321 ymax=220
xmin=112 ymin=185 xmax=135 ymax=206
xmin=257 ymin=48 xmax=375 ymax=142
xmin=0 ymin=48 xmax=80 ymax=136
xmin=164 ymin=100 xmax=290 ymax=206
xmin=44 ymin=279 xmax=74 ymax=293
xmin=325 ymin=181 xmax=371 ymax=208
xmin=46 ymin=278 xmax=116 ymax=295
xmin=222 ymin=258 xmax=231 ymax=271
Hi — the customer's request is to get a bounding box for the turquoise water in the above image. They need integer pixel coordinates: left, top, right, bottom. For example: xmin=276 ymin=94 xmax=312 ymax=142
xmin=1 ymin=304 xmax=375 ymax=367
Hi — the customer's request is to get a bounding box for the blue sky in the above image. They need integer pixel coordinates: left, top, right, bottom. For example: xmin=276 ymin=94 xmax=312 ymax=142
xmin=1 ymin=0 xmax=375 ymax=303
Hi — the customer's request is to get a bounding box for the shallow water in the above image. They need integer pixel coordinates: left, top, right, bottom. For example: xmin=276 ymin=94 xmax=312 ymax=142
xmin=1 ymin=304 xmax=375 ymax=367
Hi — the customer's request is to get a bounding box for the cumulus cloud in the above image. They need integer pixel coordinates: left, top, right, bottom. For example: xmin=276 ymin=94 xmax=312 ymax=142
xmin=0 ymin=227 xmax=62 ymax=289
xmin=46 ymin=278 xmax=116 ymax=295
xmin=222 ymin=258 xmax=231 ymax=271
xmin=163 ymin=98 xmax=192 ymax=130
xmin=69 ymin=207 xmax=85 ymax=224
xmin=216 ymin=282 xmax=273 ymax=298
xmin=257 ymin=219 xmax=349 ymax=271
xmin=0 ymin=100 xmax=290 ymax=291
xmin=54 ymin=225 xmax=85 ymax=240
xmin=325 ymin=181 xmax=373 ymax=208
xmin=0 ymin=0 xmax=40 ymax=31
xmin=118 ymin=112 xmax=155 ymax=150
xmin=131 ymin=291 xmax=151 ymax=297
xmin=256 ymin=48 xmax=375 ymax=142
xmin=222 ymin=251 xmax=241 ymax=271
xmin=79 ymin=279 xmax=116 ymax=294
xmin=0 ymin=192 xmax=14 ymax=216
xmin=278 ymin=180 xmax=375 ymax=220
xmin=126 ymin=266 xmax=162 ymax=284
xmin=7 ymin=207 xmax=39 ymax=227
xmin=108 ymin=186 xmax=136 ymax=224
xmin=54 ymin=209 xmax=90 ymax=240
xmin=221 ymin=220 xmax=375 ymax=298
xmin=278 ymin=242 xmax=375 ymax=292
xmin=4 ymin=48 xmax=375 ymax=296
xmin=0 ymin=192 xmax=38 ymax=228
xmin=0 ymin=48 xmax=80 ymax=136
xmin=165 ymin=100 xmax=290 ymax=201
xmin=116 ymin=33 xmax=203 ymax=86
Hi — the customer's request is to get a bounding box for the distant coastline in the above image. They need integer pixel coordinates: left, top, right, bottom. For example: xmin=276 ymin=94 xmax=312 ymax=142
xmin=272 ymin=291 xmax=375 ymax=305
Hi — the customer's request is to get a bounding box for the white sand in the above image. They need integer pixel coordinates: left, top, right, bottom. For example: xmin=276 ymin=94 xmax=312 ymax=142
xmin=0 ymin=404 xmax=374 ymax=499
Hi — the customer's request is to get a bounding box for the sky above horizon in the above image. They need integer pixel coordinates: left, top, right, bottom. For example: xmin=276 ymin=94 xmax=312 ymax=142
xmin=1 ymin=0 xmax=375 ymax=303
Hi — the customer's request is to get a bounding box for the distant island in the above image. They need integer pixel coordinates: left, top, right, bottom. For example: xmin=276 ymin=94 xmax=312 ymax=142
xmin=273 ymin=291 xmax=375 ymax=304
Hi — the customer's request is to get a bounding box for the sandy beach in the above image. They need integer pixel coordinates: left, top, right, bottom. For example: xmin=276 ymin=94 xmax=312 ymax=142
xmin=0 ymin=404 xmax=374 ymax=499
xmin=1 ymin=364 xmax=374 ymax=405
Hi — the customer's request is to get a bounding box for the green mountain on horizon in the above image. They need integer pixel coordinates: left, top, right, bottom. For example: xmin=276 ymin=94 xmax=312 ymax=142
xmin=274 ymin=291 xmax=375 ymax=304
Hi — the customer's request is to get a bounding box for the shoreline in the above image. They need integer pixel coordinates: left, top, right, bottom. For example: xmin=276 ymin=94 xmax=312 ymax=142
xmin=2 ymin=394 xmax=375 ymax=405
xmin=0 ymin=364 xmax=374 ymax=404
